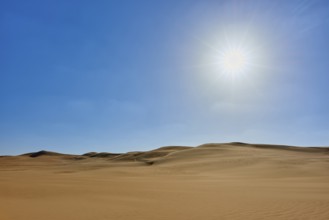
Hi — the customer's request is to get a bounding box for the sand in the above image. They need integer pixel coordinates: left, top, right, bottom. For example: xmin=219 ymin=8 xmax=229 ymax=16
xmin=1 ymin=143 xmax=329 ymax=220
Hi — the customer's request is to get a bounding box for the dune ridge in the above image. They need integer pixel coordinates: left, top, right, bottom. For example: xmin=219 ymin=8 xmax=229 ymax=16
xmin=15 ymin=142 xmax=329 ymax=162
xmin=1 ymin=142 xmax=329 ymax=220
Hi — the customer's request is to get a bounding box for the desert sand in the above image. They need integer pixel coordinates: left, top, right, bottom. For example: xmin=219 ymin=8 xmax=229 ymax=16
xmin=1 ymin=142 xmax=329 ymax=220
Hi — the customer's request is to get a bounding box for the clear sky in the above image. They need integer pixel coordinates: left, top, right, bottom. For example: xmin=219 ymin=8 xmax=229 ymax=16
xmin=1 ymin=0 xmax=329 ymax=155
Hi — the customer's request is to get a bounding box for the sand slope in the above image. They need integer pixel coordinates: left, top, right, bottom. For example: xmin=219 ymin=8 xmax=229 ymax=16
xmin=0 ymin=143 xmax=329 ymax=220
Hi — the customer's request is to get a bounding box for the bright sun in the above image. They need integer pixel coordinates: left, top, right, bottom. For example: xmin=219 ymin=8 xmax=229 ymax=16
xmin=219 ymin=48 xmax=249 ymax=75
xmin=198 ymin=29 xmax=263 ymax=82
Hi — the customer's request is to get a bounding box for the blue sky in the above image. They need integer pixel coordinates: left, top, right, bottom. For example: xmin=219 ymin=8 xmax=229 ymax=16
xmin=1 ymin=0 xmax=329 ymax=155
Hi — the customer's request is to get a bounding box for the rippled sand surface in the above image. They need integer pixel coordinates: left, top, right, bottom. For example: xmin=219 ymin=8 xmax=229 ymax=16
xmin=1 ymin=143 xmax=329 ymax=220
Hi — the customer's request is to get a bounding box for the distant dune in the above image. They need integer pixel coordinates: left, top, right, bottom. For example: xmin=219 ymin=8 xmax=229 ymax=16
xmin=1 ymin=143 xmax=329 ymax=220
xmin=14 ymin=142 xmax=329 ymax=163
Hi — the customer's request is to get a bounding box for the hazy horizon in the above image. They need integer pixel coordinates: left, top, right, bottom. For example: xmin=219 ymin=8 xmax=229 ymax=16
xmin=1 ymin=0 xmax=329 ymax=155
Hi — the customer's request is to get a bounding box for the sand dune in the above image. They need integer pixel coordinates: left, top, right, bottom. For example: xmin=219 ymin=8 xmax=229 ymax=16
xmin=1 ymin=143 xmax=329 ymax=220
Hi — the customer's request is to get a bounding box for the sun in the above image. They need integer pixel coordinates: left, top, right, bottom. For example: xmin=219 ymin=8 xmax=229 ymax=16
xmin=197 ymin=28 xmax=263 ymax=82
xmin=219 ymin=48 xmax=249 ymax=75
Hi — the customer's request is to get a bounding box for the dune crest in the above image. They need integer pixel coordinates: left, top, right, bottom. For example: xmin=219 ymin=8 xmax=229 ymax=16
xmin=1 ymin=143 xmax=329 ymax=220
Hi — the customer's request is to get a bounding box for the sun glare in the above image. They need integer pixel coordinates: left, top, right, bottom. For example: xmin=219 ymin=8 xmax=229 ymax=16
xmin=197 ymin=27 xmax=264 ymax=83
xmin=219 ymin=48 xmax=249 ymax=75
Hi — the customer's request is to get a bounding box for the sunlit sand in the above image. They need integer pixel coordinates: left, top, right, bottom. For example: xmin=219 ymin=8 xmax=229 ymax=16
xmin=1 ymin=143 xmax=328 ymax=220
